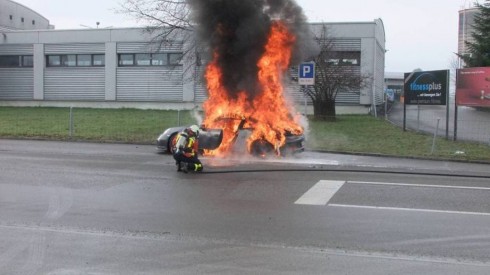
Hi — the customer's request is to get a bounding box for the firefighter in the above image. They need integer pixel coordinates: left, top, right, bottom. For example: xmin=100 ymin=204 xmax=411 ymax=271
xmin=173 ymin=125 xmax=203 ymax=173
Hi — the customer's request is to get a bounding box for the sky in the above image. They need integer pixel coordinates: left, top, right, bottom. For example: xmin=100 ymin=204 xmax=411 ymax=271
xmin=12 ymin=0 xmax=476 ymax=73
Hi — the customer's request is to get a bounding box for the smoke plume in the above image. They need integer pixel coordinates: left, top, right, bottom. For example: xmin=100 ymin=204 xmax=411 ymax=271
xmin=188 ymin=0 xmax=315 ymax=99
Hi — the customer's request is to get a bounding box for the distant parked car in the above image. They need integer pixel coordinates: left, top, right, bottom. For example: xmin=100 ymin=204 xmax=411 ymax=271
xmin=156 ymin=117 xmax=305 ymax=157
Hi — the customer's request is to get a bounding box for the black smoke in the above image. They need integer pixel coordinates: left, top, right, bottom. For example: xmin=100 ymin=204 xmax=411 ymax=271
xmin=188 ymin=0 xmax=315 ymax=99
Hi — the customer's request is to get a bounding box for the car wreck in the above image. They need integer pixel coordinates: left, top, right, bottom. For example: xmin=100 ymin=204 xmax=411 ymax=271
xmin=157 ymin=116 xmax=304 ymax=157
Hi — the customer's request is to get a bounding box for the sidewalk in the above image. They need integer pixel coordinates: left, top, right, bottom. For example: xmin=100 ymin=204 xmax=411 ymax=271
xmin=203 ymin=148 xmax=490 ymax=178
xmin=301 ymin=151 xmax=490 ymax=178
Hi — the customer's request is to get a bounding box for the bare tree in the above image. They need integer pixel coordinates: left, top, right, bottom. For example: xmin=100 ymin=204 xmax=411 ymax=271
xmin=118 ymin=0 xmax=193 ymax=38
xmin=305 ymin=25 xmax=371 ymax=120
xmin=118 ymin=0 xmax=202 ymax=82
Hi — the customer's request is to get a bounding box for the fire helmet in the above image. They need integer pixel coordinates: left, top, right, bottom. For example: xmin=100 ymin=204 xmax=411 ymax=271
xmin=188 ymin=125 xmax=200 ymax=137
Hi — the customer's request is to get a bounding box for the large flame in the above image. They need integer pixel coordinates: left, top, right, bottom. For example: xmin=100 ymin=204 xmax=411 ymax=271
xmin=203 ymin=21 xmax=303 ymax=157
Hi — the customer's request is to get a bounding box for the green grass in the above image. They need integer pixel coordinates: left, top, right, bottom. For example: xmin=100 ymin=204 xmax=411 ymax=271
xmin=0 ymin=107 xmax=198 ymax=144
xmin=307 ymin=115 xmax=490 ymax=162
xmin=2 ymin=106 xmax=490 ymax=163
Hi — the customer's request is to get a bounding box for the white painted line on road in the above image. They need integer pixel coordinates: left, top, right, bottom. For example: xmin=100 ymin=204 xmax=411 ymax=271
xmin=329 ymin=204 xmax=490 ymax=216
xmin=348 ymin=181 xmax=490 ymax=191
xmin=295 ymin=180 xmax=345 ymax=205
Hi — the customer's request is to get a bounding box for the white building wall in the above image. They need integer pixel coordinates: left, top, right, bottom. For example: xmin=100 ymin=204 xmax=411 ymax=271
xmin=0 ymin=21 xmax=385 ymax=112
xmin=0 ymin=0 xmax=51 ymax=30
xmin=105 ymin=42 xmax=117 ymax=101
xmin=308 ymin=20 xmax=386 ymax=109
xmin=33 ymin=43 xmax=43 ymax=100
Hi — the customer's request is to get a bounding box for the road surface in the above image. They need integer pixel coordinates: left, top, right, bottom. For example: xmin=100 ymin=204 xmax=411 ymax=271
xmin=1 ymin=140 xmax=490 ymax=274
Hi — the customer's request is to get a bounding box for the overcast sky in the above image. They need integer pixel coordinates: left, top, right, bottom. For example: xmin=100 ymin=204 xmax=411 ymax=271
xmin=14 ymin=0 xmax=476 ymax=72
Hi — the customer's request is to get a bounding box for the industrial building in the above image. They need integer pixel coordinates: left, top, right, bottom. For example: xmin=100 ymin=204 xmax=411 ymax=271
xmin=458 ymin=5 xmax=479 ymax=59
xmin=0 ymin=0 xmax=386 ymax=114
xmin=0 ymin=0 xmax=52 ymax=30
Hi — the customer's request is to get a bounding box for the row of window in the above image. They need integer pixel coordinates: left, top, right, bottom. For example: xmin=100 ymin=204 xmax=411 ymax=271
xmin=0 ymin=53 xmax=185 ymax=68
xmin=0 ymin=55 xmax=33 ymax=67
xmin=8 ymin=15 xmax=35 ymax=25
xmin=325 ymin=51 xmax=361 ymax=66
xmin=4 ymin=52 xmax=357 ymax=68
xmin=46 ymin=53 xmax=184 ymax=67
xmin=47 ymin=54 xmax=105 ymax=67
xmin=118 ymin=53 xmax=183 ymax=66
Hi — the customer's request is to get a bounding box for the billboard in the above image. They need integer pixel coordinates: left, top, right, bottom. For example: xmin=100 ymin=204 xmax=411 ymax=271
xmin=404 ymin=70 xmax=449 ymax=105
xmin=456 ymin=67 xmax=490 ymax=107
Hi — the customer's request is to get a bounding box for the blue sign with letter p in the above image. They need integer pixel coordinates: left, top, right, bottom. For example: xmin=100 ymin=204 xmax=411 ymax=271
xmin=298 ymin=62 xmax=315 ymax=85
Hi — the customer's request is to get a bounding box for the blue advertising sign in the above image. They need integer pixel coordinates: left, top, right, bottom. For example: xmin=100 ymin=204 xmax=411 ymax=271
xmin=385 ymin=89 xmax=395 ymax=101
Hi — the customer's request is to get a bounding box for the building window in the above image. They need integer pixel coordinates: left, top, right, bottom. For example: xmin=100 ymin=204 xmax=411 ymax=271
xmin=46 ymin=54 xmax=106 ymax=67
xmin=118 ymin=54 xmax=134 ymax=66
xmin=0 ymin=55 xmax=20 ymax=67
xmin=62 ymin=55 xmax=77 ymax=66
xmin=77 ymin=55 xmax=92 ymax=66
xmin=0 ymin=55 xmax=33 ymax=67
xmin=47 ymin=55 xmax=61 ymax=66
xmin=325 ymin=51 xmax=361 ymax=66
xmin=21 ymin=17 xmax=24 ymax=23
xmin=169 ymin=53 xmax=183 ymax=65
xmin=151 ymin=53 xmax=167 ymax=65
xmin=32 ymin=20 xmax=36 ymax=25
xmin=118 ymin=53 xmax=183 ymax=66
xmin=135 ymin=53 xmax=151 ymax=66
xmin=9 ymin=15 xmax=13 ymax=20
xmin=93 ymin=54 xmax=105 ymax=66
xmin=22 ymin=55 xmax=33 ymax=67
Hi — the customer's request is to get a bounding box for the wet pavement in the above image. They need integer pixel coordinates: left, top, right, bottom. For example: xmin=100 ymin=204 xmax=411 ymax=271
xmin=2 ymin=139 xmax=490 ymax=274
xmin=201 ymin=149 xmax=490 ymax=179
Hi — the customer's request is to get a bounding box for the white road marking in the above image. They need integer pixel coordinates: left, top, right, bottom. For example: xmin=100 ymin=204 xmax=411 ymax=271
xmin=329 ymin=204 xmax=490 ymax=216
xmin=295 ymin=180 xmax=490 ymax=216
xmin=295 ymin=180 xmax=345 ymax=205
xmin=348 ymin=181 xmax=490 ymax=191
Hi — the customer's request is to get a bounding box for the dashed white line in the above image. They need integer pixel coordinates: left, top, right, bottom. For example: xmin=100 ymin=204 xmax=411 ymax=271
xmin=328 ymin=204 xmax=490 ymax=216
xmin=295 ymin=180 xmax=490 ymax=216
xmin=348 ymin=181 xmax=490 ymax=191
xmin=295 ymin=180 xmax=345 ymax=205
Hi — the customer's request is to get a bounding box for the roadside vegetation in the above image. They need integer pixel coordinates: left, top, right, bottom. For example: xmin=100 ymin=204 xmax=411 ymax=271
xmin=1 ymin=106 xmax=490 ymax=163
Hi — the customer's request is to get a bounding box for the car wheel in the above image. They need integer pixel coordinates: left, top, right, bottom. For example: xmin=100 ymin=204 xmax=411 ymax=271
xmin=250 ymin=139 xmax=274 ymax=157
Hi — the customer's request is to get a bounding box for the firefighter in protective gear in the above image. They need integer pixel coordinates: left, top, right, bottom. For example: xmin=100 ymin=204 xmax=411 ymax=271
xmin=173 ymin=125 xmax=203 ymax=172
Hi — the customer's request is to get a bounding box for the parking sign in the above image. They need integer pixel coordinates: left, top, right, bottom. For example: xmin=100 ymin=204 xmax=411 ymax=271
xmin=298 ymin=62 xmax=315 ymax=85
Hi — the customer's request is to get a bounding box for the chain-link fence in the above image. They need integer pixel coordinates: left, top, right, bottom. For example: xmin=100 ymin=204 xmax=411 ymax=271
xmin=386 ymin=99 xmax=490 ymax=146
xmin=0 ymin=107 xmax=201 ymax=144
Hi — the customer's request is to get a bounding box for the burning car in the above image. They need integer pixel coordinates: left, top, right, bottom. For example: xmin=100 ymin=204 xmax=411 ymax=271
xmin=156 ymin=116 xmax=304 ymax=157
xmin=158 ymin=21 xmax=307 ymax=157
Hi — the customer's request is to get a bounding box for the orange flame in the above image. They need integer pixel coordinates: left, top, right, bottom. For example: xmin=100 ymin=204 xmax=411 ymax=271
xmin=203 ymin=21 xmax=303 ymax=157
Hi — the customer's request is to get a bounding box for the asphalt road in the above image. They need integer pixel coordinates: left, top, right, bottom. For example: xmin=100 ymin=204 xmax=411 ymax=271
xmin=1 ymin=140 xmax=490 ymax=274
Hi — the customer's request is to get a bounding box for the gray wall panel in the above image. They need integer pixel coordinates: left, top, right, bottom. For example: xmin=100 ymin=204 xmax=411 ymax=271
xmin=194 ymin=64 xmax=208 ymax=103
xmin=0 ymin=44 xmax=33 ymax=55
xmin=44 ymin=68 xmax=105 ymax=100
xmin=116 ymin=67 xmax=183 ymax=102
xmin=331 ymin=39 xmax=362 ymax=51
xmin=44 ymin=43 xmax=105 ymax=54
xmin=117 ymin=42 xmax=183 ymax=53
xmin=0 ymin=68 xmax=33 ymax=100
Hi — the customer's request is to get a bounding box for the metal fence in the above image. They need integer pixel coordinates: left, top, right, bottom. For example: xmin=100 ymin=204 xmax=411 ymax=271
xmin=386 ymin=99 xmax=490 ymax=146
xmin=0 ymin=107 xmax=200 ymax=144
